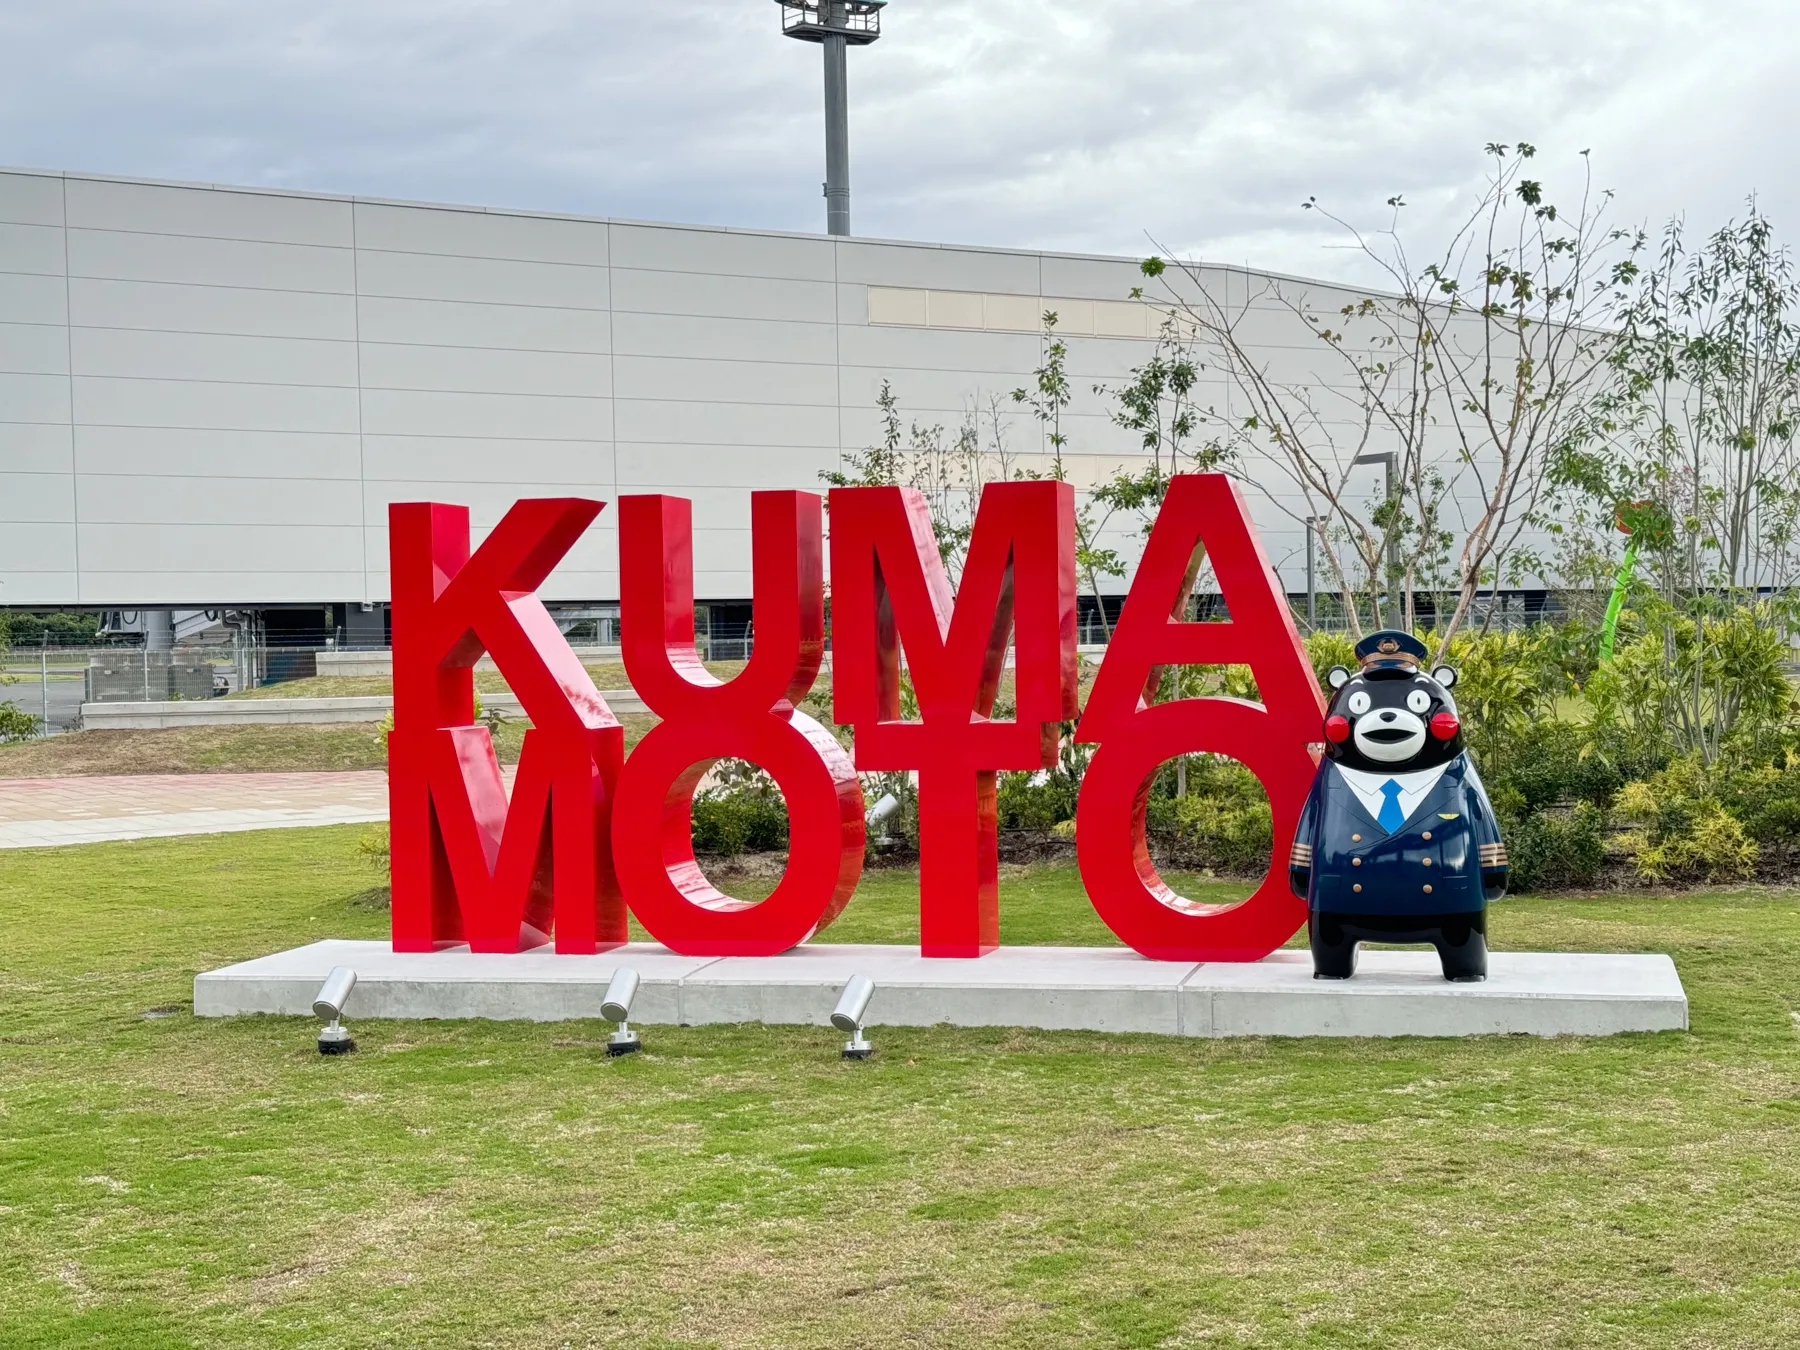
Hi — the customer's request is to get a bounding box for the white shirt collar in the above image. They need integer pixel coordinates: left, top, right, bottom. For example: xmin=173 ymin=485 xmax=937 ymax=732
xmin=1333 ymin=761 xmax=1451 ymax=829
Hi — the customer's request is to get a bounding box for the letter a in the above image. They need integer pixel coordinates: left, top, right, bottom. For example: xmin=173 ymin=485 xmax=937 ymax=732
xmin=1075 ymin=474 xmax=1323 ymax=961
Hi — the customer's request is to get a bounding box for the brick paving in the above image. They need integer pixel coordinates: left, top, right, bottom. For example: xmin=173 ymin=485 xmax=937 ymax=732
xmin=0 ymin=772 xmax=391 ymax=848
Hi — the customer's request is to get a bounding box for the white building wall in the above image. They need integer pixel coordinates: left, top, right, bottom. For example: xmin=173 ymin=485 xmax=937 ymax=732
xmin=0 ymin=166 xmax=1395 ymax=609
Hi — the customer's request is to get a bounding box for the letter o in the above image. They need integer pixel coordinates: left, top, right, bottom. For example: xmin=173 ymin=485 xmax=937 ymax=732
xmin=1075 ymin=697 xmax=1313 ymax=961
xmin=613 ymin=709 xmax=864 ymax=956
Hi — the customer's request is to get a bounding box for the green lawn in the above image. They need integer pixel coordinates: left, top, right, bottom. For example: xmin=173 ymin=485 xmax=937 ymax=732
xmin=4 ymin=830 xmax=1800 ymax=1347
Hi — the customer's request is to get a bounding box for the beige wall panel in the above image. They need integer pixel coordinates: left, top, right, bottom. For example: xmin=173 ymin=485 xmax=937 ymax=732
xmin=866 ymin=286 xmax=927 ymax=326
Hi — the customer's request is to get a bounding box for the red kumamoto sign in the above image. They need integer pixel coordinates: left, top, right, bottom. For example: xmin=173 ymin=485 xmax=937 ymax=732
xmin=387 ymin=476 xmax=1325 ymax=964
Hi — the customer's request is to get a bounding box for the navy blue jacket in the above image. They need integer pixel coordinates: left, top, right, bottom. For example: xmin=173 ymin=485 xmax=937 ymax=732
xmin=1288 ymin=754 xmax=1507 ymax=916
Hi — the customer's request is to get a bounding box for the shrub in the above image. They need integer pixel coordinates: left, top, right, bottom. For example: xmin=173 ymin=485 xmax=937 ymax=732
xmin=1504 ymin=803 xmax=1607 ymax=891
xmin=0 ymin=701 xmax=41 ymax=743
xmin=996 ymin=770 xmax=1079 ymax=831
xmin=690 ymin=787 xmax=789 ymax=855
xmin=1614 ymin=759 xmax=1760 ymax=882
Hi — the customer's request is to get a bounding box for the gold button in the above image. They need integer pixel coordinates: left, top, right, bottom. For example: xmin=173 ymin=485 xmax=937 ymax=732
xmin=1353 ymin=883 xmax=1362 ymax=893
xmin=1423 ymin=884 xmax=1433 ymax=894
xmin=1422 ymin=831 xmax=1432 ymax=841
xmin=1352 ymin=857 xmax=1361 ymax=867
xmin=1352 ymin=833 xmax=1362 ymax=842
xmin=1422 ymin=857 xmax=1431 ymax=867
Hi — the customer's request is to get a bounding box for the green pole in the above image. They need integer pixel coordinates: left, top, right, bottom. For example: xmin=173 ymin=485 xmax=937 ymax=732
xmin=1598 ymin=535 xmax=1641 ymax=663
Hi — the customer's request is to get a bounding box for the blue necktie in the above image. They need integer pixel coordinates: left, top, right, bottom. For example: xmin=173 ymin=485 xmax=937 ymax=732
xmin=1377 ymin=779 xmax=1405 ymax=833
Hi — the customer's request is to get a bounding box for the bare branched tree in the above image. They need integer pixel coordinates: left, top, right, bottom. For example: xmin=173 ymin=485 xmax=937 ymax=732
xmin=1145 ymin=142 xmax=1644 ymax=654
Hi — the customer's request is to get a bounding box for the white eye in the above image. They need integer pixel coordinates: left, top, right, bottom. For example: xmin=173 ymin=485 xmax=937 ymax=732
xmin=1406 ymin=690 xmax=1431 ymax=714
xmin=1346 ymin=691 xmax=1371 ymax=715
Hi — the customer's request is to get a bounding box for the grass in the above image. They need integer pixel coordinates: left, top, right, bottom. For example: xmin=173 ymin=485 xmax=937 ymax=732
xmin=3 ymin=827 xmax=1800 ymax=1347
xmin=0 ymin=717 xmax=661 ymax=777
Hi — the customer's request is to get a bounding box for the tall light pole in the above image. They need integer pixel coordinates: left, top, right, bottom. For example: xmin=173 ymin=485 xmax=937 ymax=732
xmin=776 ymin=1 xmax=885 ymax=236
xmin=1353 ymin=451 xmax=1402 ymax=630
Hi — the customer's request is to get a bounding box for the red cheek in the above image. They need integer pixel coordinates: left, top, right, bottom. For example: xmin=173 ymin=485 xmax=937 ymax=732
xmin=1324 ymin=715 xmax=1351 ymax=743
xmin=1430 ymin=712 xmax=1460 ymax=740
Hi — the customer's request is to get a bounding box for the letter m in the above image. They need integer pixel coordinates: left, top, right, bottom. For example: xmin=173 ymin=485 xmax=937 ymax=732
xmin=388 ymin=499 xmax=625 ymax=954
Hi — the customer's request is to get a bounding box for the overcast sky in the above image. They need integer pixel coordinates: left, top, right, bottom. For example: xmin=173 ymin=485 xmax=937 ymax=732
xmin=1 ymin=0 xmax=1793 ymax=283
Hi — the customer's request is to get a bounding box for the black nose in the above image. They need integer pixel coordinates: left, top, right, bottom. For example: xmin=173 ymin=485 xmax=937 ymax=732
xmin=1379 ymin=710 xmax=1396 ymax=722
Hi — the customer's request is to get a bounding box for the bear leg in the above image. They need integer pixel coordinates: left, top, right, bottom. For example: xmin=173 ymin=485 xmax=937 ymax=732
xmin=1310 ymin=914 xmax=1358 ymax=980
xmin=1435 ymin=914 xmax=1488 ymax=982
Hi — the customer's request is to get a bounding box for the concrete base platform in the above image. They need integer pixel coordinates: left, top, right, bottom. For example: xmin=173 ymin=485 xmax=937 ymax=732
xmin=195 ymin=942 xmax=1688 ymax=1038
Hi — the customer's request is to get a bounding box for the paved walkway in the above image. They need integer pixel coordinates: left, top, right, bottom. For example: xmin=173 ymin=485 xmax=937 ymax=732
xmin=0 ymin=772 xmax=391 ymax=848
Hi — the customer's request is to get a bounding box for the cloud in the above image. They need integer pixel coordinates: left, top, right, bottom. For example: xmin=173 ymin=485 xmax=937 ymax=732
xmin=0 ymin=0 xmax=1792 ymax=283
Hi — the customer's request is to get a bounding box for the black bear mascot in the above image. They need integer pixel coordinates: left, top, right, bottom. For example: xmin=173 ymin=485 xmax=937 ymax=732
xmin=1288 ymin=630 xmax=1508 ymax=981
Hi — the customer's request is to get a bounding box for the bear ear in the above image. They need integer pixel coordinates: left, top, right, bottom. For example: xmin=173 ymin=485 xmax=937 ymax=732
xmin=1326 ymin=665 xmax=1352 ymax=690
xmin=1431 ymin=664 xmax=1458 ymax=689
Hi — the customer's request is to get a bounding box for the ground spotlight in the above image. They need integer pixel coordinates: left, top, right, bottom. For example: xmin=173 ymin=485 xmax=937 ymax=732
xmin=312 ymin=966 xmax=357 ymax=1055
xmin=601 ymin=967 xmax=642 ymax=1056
xmin=831 ymin=973 xmax=875 ymax=1059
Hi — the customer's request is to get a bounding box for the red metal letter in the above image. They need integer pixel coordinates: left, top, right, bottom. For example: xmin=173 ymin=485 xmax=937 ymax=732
xmin=389 ymin=499 xmax=625 ymax=955
xmin=611 ymin=491 xmax=864 ymax=956
xmin=830 ymin=481 xmax=1078 ymax=956
xmin=1074 ymin=474 xmax=1323 ymax=961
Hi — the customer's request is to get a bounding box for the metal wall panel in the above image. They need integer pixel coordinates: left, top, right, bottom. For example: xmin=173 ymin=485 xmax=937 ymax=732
xmin=70 ymin=277 xmax=357 ymax=340
xmin=65 ymin=177 xmax=352 ymax=246
xmin=356 ymin=247 xmax=609 ymax=310
xmin=0 ymin=172 xmax=65 ymax=227
xmin=352 ymin=202 xmax=607 ymax=266
xmin=0 ymin=168 xmax=1479 ymax=605
xmin=356 ymin=295 xmax=611 ymax=353
xmin=1 ymin=423 xmax=73 ymax=473
xmin=74 ymin=426 xmax=363 ymax=480
xmin=68 ymin=228 xmax=354 ymax=294
xmin=359 ymin=343 xmax=612 ymax=398
xmin=0 ymin=321 xmax=71 ymax=376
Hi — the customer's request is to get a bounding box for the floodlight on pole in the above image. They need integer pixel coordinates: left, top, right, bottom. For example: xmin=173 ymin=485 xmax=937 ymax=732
xmin=830 ymin=974 xmax=875 ymax=1059
xmin=776 ymin=1 xmax=885 ymax=236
